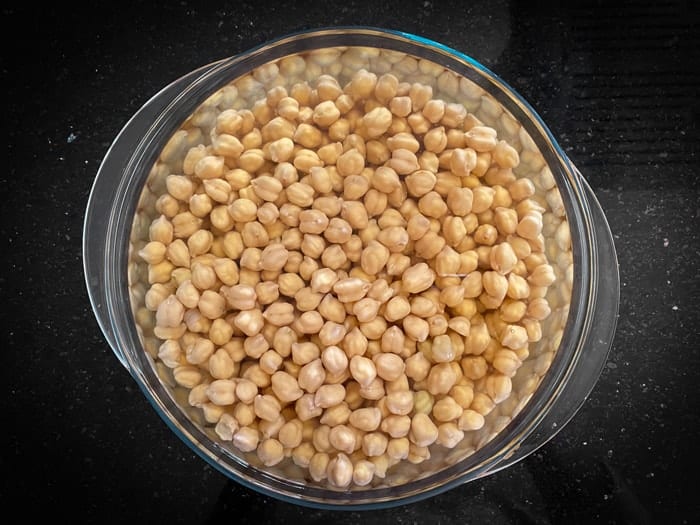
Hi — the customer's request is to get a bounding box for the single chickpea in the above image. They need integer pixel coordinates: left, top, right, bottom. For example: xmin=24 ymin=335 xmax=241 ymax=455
xmin=409 ymin=413 xmax=439 ymax=447
xmin=403 ymin=315 xmax=430 ymax=342
xmin=380 ymin=326 xmax=405 ymax=355
xmin=381 ymin=414 xmax=411 ymax=438
xmin=401 ymin=263 xmax=436 ymax=294
xmin=298 ymin=358 xmax=327 ymax=393
xmin=390 ymin=148 xmax=420 ymax=175
xmin=373 ymin=353 xmax=405 ymax=382
xmin=385 ymin=390 xmax=414 ymax=416
xmin=349 ymin=355 xmax=377 ymax=388
xmin=232 ymin=427 xmax=260 ymax=453
xmin=326 ymin=453 xmax=353 ymax=488
xmin=314 ymin=383 xmax=346 ymax=408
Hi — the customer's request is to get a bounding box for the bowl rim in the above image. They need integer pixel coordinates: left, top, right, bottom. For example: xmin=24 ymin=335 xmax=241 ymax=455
xmin=84 ymin=25 xmax=607 ymax=509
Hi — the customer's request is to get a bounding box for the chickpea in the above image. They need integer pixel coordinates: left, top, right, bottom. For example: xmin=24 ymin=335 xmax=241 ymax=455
xmin=409 ymin=413 xmax=439 ymax=447
xmin=326 ymin=453 xmax=353 ymax=488
xmin=298 ymin=358 xmax=326 ymax=393
xmin=314 ymin=383 xmax=346 ymax=408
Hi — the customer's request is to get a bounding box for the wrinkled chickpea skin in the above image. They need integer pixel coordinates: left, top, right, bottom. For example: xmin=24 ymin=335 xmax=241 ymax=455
xmin=130 ymin=46 xmax=572 ymax=490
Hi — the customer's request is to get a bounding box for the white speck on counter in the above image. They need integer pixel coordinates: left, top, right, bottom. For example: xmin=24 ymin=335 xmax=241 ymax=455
xmin=672 ymin=305 xmax=678 ymax=311
xmin=67 ymin=132 xmax=78 ymax=143
xmin=663 ymin=238 xmax=669 ymax=247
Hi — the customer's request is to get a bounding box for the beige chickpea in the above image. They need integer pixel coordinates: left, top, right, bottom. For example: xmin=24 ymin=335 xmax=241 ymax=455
xmin=298 ymin=209 xmax=330 ymax=235
xmin=295 ymin=393 xmax=323 ymax=422
xmin=232 ymin=402 xmax=256 ymax=428
xmin=426 ymin=362 xmax=457 ymax=395
xmin=193 ymin=155 xmax=225 ymax=180
xmin=381 ymin=414 xmax=411 ymax=438
xmin=258 ymin=349 xmax=283 ymax=375
xmin=423 ymin=126 xmax=448 ymax=153
xmin=516 ymin=212 xmax=543 ymax=240
xmin=390 ymin=148 xmax=420 ymax=175
xmin=363 ymin=189 xmax=388 ymax=218
xmin=256 ymin=438 xmax=285 ymax=467
xmin=449 ymin=147 xmax=477 ymax=177
xmin=403 ymin=315 xmax=430 ymax=343
xmin=324 ymin=217 xmax=354 ymax=244
xmin=500 ymin=298 xmax=527 ymax=323
xmin=385 ymin=390 xmax=414 ymax=416
xmin=243 ymin=333 xmax=269 ymax=359
xmin=444 ymin=187 xmax=473 ymax=217
xmin=300 ymin=233 xmax=326 ymax=259
xmin=482 ymin=271 xmax=508 ymax=302
xmin=457 ymin=409 xmax=485 ymax=431
xmin=212 ymin=258 xmax=239 ymax=287
xmin=333 ymin=277 xmax=371 ymax=303
xmin=214 ymin=413 xmax=239 ymax=442
xmin=291 ymin=441 xmax=316 ymax=469
xmin=386 ymin=437 xmax=410 ymax=461
xmin=401 ymin=263 xmax=436 ymax=294
xmin=277 ymin=418 xmax=303 ymax=449
xmin=252 ymin=394 xmax=281 ymax=423
xmin=361 ymin=106 xmax=393 ymax=138
xmin=241 ymin=221 xmax=269 ymax=248
xmin=380 ymin=326 xmax=405 ymax=355
xmin=373 ymin=353 xmax=405 ymax=382
xmin=320 ymin=345 xmax=348 ymax=376
xmin=312 ymin=196 xmax=342 ymax=219
xmin=295 ymin=287 xmax=323 ymax=311
xmin=318 ymin=321 xmax=347 ymax=347
xmin=389 ymin=95 xmax=412 ymax=117
xmin=270 ymin=370 xmax=304 ymax=403
xmin=527 ymin=297 xmax=552 ymax=320
xmin=326 ymin=453 xmax=353 ymax=488
xmin=380 ymin=296 xmax=408 ymax=323
xmin=309 ymin=452 xmax=330 ymax=482
xmin=295 ymin=358 xmax=326 ymax=394
xmin=341 ymin=327 xmax=368 ymax=359
xmin=206 ymin=379 xmax=237 ymax=406
xmin=233 ymin=308 xmax=264 ymax=337
xmin=501 ymin=324 xmax=528 ymax=350
xmin=349 ymin=355 xmax=377 ymax=388
xmin=406 ymin=213 xmax=430 ymax=241
xmin=232 ymin=427 xmax=260 ymax=453
xmin=352 ymin=460 xmax=376 ymax=487
xmin=359 ymin=316 xmax=388 ymax=341
xmin=465 ymin=126 xmax=498 ymax=152
xmin=318 ymin=293 xmax=347 ymax=323
xmin=414 ymin=231 xmax=445 ymax=260
xmin=321 ymin=244 xmax=347 ymax=270
xmin=196 ymin=290 xmax=225 ymax=320
xmin=418 ymin=191 xmax=447 ymax=219
xmin=295 ymin=310 xmax=324 ymax=334
xmin=403 ymin=170 xmax=435 ymax=199
xmin=313 ymin=383 xmax=346 ymax=409
xmin=386 ymin=132 xmax=420 ymax=153
xmin=209 ymin=317 xmax=234 ymax=347
xmin=221 ymin=283 xmax=257 ymax=310
xmin=409 ymin=413 xmax=439 ymax=447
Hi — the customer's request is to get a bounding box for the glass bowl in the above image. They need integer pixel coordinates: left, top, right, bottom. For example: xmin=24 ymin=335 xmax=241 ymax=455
xmin=83 ymin=27 xmax=619 ymax=509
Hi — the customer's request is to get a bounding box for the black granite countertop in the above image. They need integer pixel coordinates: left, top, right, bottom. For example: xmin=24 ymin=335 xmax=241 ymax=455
xmin=3 ymin=1 xmax=699 ymax=523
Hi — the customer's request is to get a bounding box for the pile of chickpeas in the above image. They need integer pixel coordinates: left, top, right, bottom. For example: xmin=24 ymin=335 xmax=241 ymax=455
xmin=132 ymin=47 xmax=571 ymax=489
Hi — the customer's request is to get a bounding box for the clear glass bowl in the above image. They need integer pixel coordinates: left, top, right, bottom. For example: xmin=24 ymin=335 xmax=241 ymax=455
xmin=83 ymin=27 xmax=619 ymax=509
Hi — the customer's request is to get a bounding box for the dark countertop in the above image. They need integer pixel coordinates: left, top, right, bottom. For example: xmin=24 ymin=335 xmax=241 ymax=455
xmin=3 ymin=1 xmax=699 ymax=523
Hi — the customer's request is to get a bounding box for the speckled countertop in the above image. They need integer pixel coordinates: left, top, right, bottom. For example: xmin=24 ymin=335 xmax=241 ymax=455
xmin=3 ymin=1 xmax=699 ymax=523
